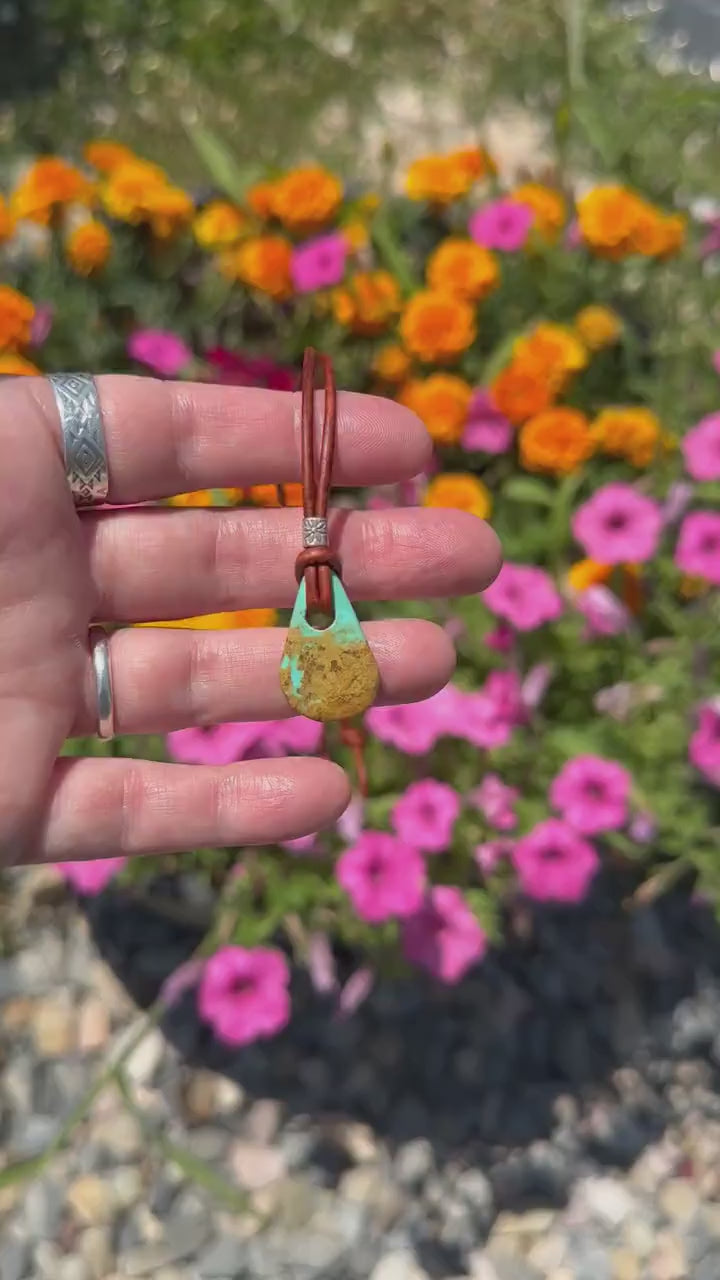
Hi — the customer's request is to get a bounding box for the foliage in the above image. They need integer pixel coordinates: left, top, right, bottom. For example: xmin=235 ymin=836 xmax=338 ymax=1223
xmin=1 ymin=84 xmax=719 ymax=1037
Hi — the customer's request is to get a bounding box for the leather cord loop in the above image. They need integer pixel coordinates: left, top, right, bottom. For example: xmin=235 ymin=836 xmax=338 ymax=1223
xmin=295 ymin=348 xmax=338 ymax=621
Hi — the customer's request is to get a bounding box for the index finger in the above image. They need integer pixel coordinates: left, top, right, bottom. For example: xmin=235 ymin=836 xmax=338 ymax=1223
xmin=23 ymin=375 xmax=432 ymax=504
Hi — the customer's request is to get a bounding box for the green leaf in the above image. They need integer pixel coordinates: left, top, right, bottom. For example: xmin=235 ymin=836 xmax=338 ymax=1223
xmin=183 ymin=121 xmax=262 ymax=203
xmin=502 ymin=476 xmax=555 ymax=507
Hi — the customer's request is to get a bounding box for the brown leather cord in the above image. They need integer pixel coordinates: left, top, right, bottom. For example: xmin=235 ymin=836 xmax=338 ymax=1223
xmin=294 ymin=348 xmax=341 ymax=622
xmin=295 ymin=348 xmax=369 ymax=795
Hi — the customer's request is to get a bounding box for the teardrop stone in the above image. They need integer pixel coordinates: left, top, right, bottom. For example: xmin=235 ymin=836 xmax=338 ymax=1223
xmin=280 ymin=574 xmax=380 ymax=722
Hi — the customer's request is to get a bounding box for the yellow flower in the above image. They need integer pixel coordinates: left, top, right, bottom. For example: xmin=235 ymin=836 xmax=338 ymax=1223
xmin=512 ymin=183 xmax=566 ymax=240
xmin=166 ymin=490 xmax=217 ymax=507
xmin=519 ymin=407 xmax=594 ymax=475
xmin=101 ymin=159 xmax=168 ymax=220
xmin=512 ymin=322 xmax=587 ymax=391
xmin=576 ymin=185 xmax=654 ymax=258
xmin=400 ymin=290 xmax=476 ymax=364
xmin=575 ymin=305 xmax=622 ymax=351
xmin=426 ymin=238 xmax=499 ymax=302
xmin=138 ymin=608 xmax=278 ymax=630
xmin=271 ymin=167 xmax=343 ymax=232
xmin=0 ymin=196 xmax=15 ymax=243
xmin=399 ymin=374 xmax=473 ymax=446
xmin=423 ymin=473 xmax=492 ymax=520
xmin=490 ymin=362 xmax=555 ymax=426
xmin=11 ymin=156 xmax=93 ymax=224
xmin=342 ymin=219 xmax=370 ymax=252
xmin=66 ymin=220 xmax=111 ymax=275
xmin=223 ymin=235 xmax=293 ymax=299
xmin=142 ymin=184 xmax=194 ymax=239
xmin=84 ymin=141 xmax=137 ymax=173
xmin=591 ymin=406 xmax=661 ymax=468
xmin=566 ymin=559 xmax=612 ymax=593
xmin=0 ymin=286 xmax=34 ymax=352
xmin=371 ymin=344 xmax=411 ymax=383
xmin=0 ymin=352 xmax=40 ymax=376
xmin=332 ymin=271 xmax=401 ymax=335
xmin=193 ymin=201 xmax=247 ymax=250
xmin=405 ymin=149 xmax=489 ymax=204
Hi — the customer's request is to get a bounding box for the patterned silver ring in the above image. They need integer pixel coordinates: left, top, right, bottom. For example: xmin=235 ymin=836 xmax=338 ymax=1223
xmin=89 ymin=626 xmax=115 ymax=739
xmin=48 ymin=373 xmax=109 ymax=507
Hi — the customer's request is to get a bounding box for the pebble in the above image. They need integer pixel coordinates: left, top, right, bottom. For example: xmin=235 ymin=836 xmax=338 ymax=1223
xmin=31 ymin=995 xmax=77 ymax=1056
xmin=123 ymin=1027 xmax=166 ymax=1088
xmin=340 ymin=1120 xmax=379 ymax=1163
xmin=183 ymin=1069 xmax=244 ymax=1123
xmin=79 ymin=1227 xmax=114 ymax=1280
xmin=93 ymin=1111 xmax=142 ymax=1160
xmin=611 ymin=1248 xmax=642 ymax=1280
xmin=3 ymin=1239 xmax=30 ymax=1280
xmin=23 ymin=1177 xmax=63 ymax=1238
xmin=370 ymin=1251 xmax=430 ymax=1280
xmin=229 ymin=1140 xmax=288 ymax=1190
xmin=243 ymin=1098 xmax=282 ymax=1145
xmin=658 ymin=1177 xmax=700 ymax=1223
xmin=112 ymin=1165 xmax=144 ymax=1210
xmin=394 ymin=1138 xmax=434 ymax=1188
xmin=186 ymin=1125 xmax=229 ymax=1162
xmin=649 ymin=1232 xmax=688 ymax=1280
xmin=77 ymin=997 xmax=111 ymax=1053
xmin=118 ymin=1218 xmax=210 ymax=1276
xmin=66 ymin=1174 xmax=116 ymax=1225
xmin=197 ymin=1237 xmax=250 ymax=1278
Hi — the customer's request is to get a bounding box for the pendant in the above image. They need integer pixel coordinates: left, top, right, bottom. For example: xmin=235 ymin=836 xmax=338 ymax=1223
xmin=280 ymin=573 xmax=379 ymax=722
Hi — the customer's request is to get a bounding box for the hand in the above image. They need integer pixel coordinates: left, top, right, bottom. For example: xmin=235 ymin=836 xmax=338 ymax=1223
xmin=0 ymin=376 xmax=501 ymax=865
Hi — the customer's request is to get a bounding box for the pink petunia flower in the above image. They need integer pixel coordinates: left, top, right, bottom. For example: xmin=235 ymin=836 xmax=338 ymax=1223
xmin=336 ymin=831 xmax=426 ymax=923
xmin=197 ymin=945 xmax=291 ymax=1047
xmin=391 ymin=778 xmax=461 ymax=853
xmin=205 ymin=347 xmax=296 ymax=390
xmin=166 ymin=722 xmax=264 ymax=765
xmin=482 ymin=562 xmax=563 ymax=632
xmin=470 ymin=773 xmax=519 ymax=831
xmin=337 ymin=792 xmax=365 ymax=843
xmin=402 ymin=886 xmax=488 ymax=984
xmin=30 ymin=303 xmax=54 ymax=347
xmin=550 ymin=754 xmax=632 ymax=835
xmin=462 ymin=389 xmax=513 ymax=454
xmin=457 ymin=669 xmax=525 ymax=750
xmin=469 ymin=198 xmax=534 ymax=252
xmin=682 ymin=413 xmax=720 ymax=482
xmin=512 ymin=818 xmax=600 ymax=903
xmin=574 ymin=584 xmax=631 ymax=637
xmin=291 ymin=232 xmax=347 ymax=293
xmin=689 ymin=701 xmax=720 ymax=787
xmin=266 ymin=716 xmax=324 ymax=756
xmin=572 ymin=483 xmax=663 ymax=564
xmin=521 ymin=662 xmax=554 ymax=710
xmin=475 ymin=838 xmax=515 ymax=874
xmin=674 ymin=511 xmax=720 ymax=584
xmin=127 ymin=328 xmax=193 ymax=377
xmin=58 ymin=857 xmax=127 ymax=895
xmin=485 ymin=623 xmax=514 ymax=653
xmin=365 ymin=684 xmax=459 ymax=755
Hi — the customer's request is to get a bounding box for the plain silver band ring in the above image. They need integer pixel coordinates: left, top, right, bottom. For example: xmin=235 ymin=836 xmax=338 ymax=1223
xmin=48 ymin=373 xmax=109 ymax=507
xmin=90 ymin=626 xmax=115 ymax=739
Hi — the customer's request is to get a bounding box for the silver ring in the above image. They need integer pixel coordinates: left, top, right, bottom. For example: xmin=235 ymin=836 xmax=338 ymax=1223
xmin=89 ymin=626 xmax=115 ymax=739
xmin=303 ymin=516 xmax=329 ymax=547
xmin=48 ymin=373 xmax=109 ymax=507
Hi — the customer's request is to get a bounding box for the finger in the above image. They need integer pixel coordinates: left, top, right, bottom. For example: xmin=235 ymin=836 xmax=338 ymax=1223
xmin=85 ymin=506 xmax=502 ymax=620
xmin=36 ymin=756 xmax=351 ymax=864
xmin=19 ymin=376 xmax=431 ymax=503
xmin=74 ymin=619 xmax=456 ymax=736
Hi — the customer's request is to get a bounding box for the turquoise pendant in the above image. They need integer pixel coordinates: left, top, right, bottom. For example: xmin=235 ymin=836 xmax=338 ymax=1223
xmin=280 ymin=574 xmax=379 ymax=722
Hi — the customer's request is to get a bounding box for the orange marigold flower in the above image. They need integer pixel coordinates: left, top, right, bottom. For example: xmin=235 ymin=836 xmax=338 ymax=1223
xmin=11 ymin=156 xmax=93 ymax=224
xmin=271 ymin=167 xmax=343 ymax=232
xmin=519 ymin=407 xmax=594 ymax=475
xmin=101 ymin=159 xmax=170 ymax=222
xmin=399 ymin=374 xmax=473 ymax=446
xmin=0 ymin=195 xmax=15 ymax=243
xmin=567 ymin=558 xmax=642 ymax=612
xmin=332 ymin=271 xmax=401 ymax=336
xmin=405 ymin=150 xmax=486 ymax=204
xmin=400 ymin=290 xmax=476 ymax=364
xmin=342 ymin=218 xmax=370 ymax=252
xmin=0 ymin=352 xmax=40 ymax=376
xmin=512 ymin=183 xmax=566 ymax=240
xmin=426 ymin=238 xmax=499 ymax=302
xmin=576 ymin=185 xmax=647 ymax=257
xmin=247 ymin=181 xmax=277 ymax=219
xmin=513 ymin=322 xmax=587 ymax=391
xmin=575 ymin=305 xmax=622 ymax=351
xmin=138 ymin=608 xmax=277 ymax=630
xmin=591 ymin=406 xmax=661 ymax=468
xmin=449 ymin=145 xmax=493 ymax=181
xmin=490 ymin=362 xmax=555 ymax=426
xmin=193 ymin=200 xmax=247 ymax=250
xmin=66 ymin=220 xmax=111 ymax=275
xmin=84 ymin=140 xmax=136 ymax=174
xmin=423 ymin=472 xmax=492 ymax=520
xmin=629 ymin=206 xmax=686 ymax=258
xmin=143 ymin=184 xmax=194 ymax=239
xmin=224 ymin=236 xmax=293 ymax=300
xmin=566 ymin=559 xmax=612 ymax=593
xmin=0 ymin=285 xmax=34 ymax=352
xmin=371 ymin=343 xmax=411 ymax=383
xmin=655 ymin=213 xmax=686 ymax=258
